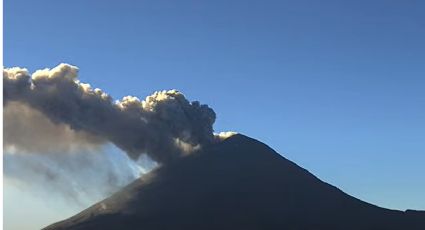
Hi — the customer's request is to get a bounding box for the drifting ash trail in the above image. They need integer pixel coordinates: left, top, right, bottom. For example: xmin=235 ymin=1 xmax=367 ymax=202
xmin=4 ymin=63 xmax=217 ymax=164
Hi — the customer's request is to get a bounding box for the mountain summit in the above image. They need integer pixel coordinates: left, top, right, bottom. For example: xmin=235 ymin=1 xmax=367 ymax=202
xmin=45 ymin=134 xmax=424 ymax=230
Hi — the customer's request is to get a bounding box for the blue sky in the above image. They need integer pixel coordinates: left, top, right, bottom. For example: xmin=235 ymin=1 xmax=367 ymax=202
xmin=4 ymin=0 xmax=425 ymax=218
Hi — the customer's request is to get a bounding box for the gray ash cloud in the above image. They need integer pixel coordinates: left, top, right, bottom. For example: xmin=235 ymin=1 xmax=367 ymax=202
xmin=4 ymin=63 xmax=217 ymax=164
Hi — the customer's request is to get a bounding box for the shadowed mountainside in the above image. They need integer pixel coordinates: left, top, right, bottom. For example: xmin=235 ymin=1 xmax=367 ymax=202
xmin=44 ymin=134 xmax=425 ymax=230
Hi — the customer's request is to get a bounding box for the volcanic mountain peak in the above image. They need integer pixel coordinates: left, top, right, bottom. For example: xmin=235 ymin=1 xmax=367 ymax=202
xmin=45 ymin=134 xmax=425 ymax=230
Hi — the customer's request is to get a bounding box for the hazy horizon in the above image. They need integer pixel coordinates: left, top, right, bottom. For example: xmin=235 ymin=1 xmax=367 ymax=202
xmin=4 ymin=0 xmax=425 ymax=229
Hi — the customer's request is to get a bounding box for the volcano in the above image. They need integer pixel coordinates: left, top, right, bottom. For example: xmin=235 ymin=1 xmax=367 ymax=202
xmin=44 ymin=134 xmax=425 ymax=230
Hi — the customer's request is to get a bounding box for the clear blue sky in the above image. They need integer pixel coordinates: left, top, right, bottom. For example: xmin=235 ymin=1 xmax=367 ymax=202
xmin=5 ymin=0 xmax=425 ymax=213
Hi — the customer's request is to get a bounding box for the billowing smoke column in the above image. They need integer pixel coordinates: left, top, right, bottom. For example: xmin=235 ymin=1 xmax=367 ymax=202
xmin=4 ymin=63 xmax=217 ymax=164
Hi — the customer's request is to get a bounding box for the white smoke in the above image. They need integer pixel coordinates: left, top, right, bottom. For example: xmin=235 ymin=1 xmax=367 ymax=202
xmin=215 ymin=131 xmax=238 ymax=141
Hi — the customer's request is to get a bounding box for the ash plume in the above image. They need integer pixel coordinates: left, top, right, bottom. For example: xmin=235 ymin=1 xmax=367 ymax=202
xmin=4 ymin=63 xmax=217 ymax=164
xmin=4 ymin=101 xmax=104 ymax=154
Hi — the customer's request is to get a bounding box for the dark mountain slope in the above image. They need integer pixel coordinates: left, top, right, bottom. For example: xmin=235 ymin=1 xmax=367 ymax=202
xmin=45 ymin=134 xmax=425 ymax=230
